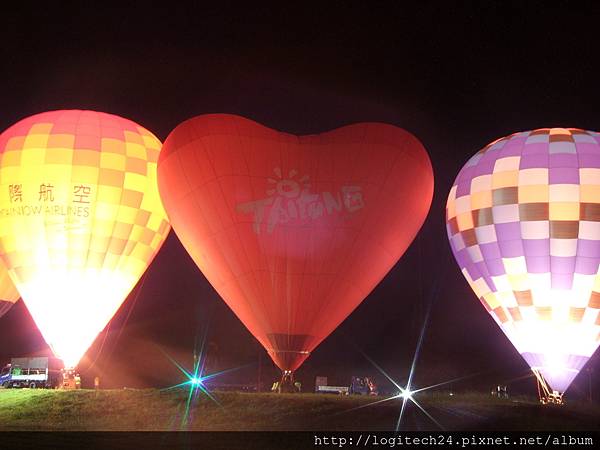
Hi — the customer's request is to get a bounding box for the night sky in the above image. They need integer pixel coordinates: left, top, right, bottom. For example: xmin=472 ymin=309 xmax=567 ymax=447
xmin=1 ymin=2 xmax=599 ymax=397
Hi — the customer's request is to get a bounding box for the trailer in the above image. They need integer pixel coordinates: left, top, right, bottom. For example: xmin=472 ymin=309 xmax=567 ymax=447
xmin=0 ymin=357 xmax=63 ymax=389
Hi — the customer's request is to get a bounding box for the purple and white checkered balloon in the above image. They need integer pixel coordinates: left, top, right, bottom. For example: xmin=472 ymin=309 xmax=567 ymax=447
xmin=447 ymin=128 xmax=600 ymax=393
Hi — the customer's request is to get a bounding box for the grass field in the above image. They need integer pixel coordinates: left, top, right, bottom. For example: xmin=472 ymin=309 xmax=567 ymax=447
xmin=0 ymin=388 xmax=598 ymax=431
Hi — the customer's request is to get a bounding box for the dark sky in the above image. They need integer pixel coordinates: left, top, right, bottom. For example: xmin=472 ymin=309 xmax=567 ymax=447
xmin=1 ymin=2 xmax=599 ymax=396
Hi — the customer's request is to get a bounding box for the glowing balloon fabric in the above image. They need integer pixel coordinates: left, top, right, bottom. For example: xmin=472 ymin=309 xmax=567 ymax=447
xmin=158 ymin=114 xmax=433 ymax=372
xmin=0 ymin=260 xmax=19 ymax=319
xmin=0 ymin=110 xmax=170 ymax=367
xmin=447 ymin=128 xmax=600 ymax=393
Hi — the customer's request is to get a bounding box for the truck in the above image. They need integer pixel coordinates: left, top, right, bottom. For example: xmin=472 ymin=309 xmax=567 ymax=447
xmin=0 ymin=357 xmax=63 ymax=389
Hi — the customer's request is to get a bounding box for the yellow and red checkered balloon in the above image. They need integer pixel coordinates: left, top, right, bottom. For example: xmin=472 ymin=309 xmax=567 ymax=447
xmin=0 ymin=110 xmax=170 ymax=367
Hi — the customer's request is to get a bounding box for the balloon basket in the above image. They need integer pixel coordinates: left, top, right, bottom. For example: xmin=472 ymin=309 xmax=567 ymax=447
xmin=532 ymin=369 xmax=563 ymax=405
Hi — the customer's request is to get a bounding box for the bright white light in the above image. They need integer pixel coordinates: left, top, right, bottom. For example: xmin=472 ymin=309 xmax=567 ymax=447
xmin=20 ymin=268 xmax=135 ymax=368
xmin=190 ymin=377 xmax=202 ymax=385
xmin=399 ymin=389 xmax=413 ymax=400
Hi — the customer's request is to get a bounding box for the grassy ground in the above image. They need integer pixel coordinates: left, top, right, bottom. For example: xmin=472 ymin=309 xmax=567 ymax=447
xmin=0 ymin=388 xmax=598 ymax=431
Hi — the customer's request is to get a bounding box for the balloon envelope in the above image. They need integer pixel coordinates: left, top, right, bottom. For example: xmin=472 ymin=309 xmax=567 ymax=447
xmin=0 ymin=259 xmax=19 ymax=319
xmin=158 ymin=114 xmax=433 ymax=372
xmin=447 ymin=128 xmax=600 ymax=393
xmin=0 ymin=110 xmax=170 ymax=367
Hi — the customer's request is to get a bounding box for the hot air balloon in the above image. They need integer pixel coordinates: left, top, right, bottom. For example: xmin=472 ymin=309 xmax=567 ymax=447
xmin=446 ymin=128 xmax=600 ymax=402
xmin=157 ymin=114 xmax=433 ymax=384
xmin=0 ymin=110 xmax=170 ymax=368
xmin=0 ymin=260 xmax=19 ymax=319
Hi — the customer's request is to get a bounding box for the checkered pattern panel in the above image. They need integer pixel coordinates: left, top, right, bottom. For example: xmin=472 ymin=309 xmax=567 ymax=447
xmin=447 ymin=128 xmax=600 ymax=360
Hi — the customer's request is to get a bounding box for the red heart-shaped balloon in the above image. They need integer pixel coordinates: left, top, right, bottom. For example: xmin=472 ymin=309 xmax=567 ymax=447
xmin=158 ymin=114 xmax=433 ymax=372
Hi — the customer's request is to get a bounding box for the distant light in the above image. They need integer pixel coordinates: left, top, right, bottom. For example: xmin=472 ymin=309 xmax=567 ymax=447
xmin=190 ymin=377 xmax=202 ymax=385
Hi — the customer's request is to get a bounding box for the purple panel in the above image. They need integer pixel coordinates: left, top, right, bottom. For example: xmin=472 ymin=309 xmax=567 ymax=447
xmin=577 ymin=239 xmax=600 ymax=257
xmin=482 ymin=274 xmax=496 ymax=291
xmin=519 ymin=153 xmax=549 ymax=169
xmin=475 ymin=261 xmax=490 ymax=277
xmin=453 ymin=248 xmax=470 ymax=267
xmin=550 ymin=255 xmax=576 ymax=274
xmin=575 ymin=142 xmax=600 ymax=155
xmin=472 ymin=159 xmax=496 ymax=177
xmin=578 ymin=153 xmax=600 ymax=168
xmin=524 ymin=255 xmax=550 ymax=273
xmin=484 ymin=258 xmax=505 ymax=276
xmin=464 ymin=261 xmax=481 ymax=281
xmin=521 ymin=142 xmax=548 ymax=155
xmin=480 ymin=242 xmax=502 ymax=260
xmin=456 ymin=181 xmax=471 ymax=197
xmin=456 ymin=165 xmax=475 ymax=184
xmin=464 ymin=153 xmax=483 ymax=167
xmin=494 ymin=222 xmax=521 ymax=241
xmin=574 ymin=256 xmax=600 ymax=275
xmin=523 ymin=239 xmax=550 ymax=256
xmin=549 ymin=153 xmax=578 ymax=168
xmin=548 ymin=167 xmax=580 ymax=184
xmin=499 ymin=139 xmax=525 ymax=157
xmin=551 ymin=272 xmax=574 ymax=289
xmin=498 ymin=239 xmax=524 ymax=258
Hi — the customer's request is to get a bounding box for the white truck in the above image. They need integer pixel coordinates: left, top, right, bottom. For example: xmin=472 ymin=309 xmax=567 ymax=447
xmin=0 ymin=357 xmax=63 ymax=389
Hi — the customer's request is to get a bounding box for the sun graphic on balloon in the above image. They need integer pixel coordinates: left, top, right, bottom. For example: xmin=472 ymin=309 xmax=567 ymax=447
xmin=266 ymin=167 xmax=311 ymax=199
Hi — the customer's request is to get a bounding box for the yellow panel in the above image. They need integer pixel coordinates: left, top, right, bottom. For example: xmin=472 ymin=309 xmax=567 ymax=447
xmin=456 ymin=212 xmax=474 ymax=231
xmin=518 ymin=185 xmax=549 ymax=203
xmin=1 ymin=150 xmax=22 ymax=167
xmin=492 ymin=170 xmax=519 ymax=189
xmin=518 ymin=168 xmax=548 ymax=185
xmin=116 ymin=206 xmax=138 ymax=224
xmin=470 ymin=174 xmax=492 ymax=193
xmin=100 ymin=151 xmax=126 ymax=170
xmin=142 ymin=134 xmax=161 ymax=150
xmin=146 ymin=214 xmax=164 ymax=232
xmin=455 ymin=195 xmax=471 ymax=215
xmin=101 ymin=138 xmax=126 ymax=155
xmin=125 ymin=142 xmax=147 ymax=159
xmin=549 ymin=202 xmax=580 ymax=220
xmin=94 ymin=203 xmax=119 ymax=221
xmin=446 ymin=194 xmax=456 ymax=219
xmin=23 ymin=134 xmax=49 ymax=149
xmin=494 ymin=156 xmax=520 ymax=172
xmin=123 ymin=172 xmax=146 ymax=191
xmin=71 ymin=166 xmax=100 ymax=184
xmin=483 ymin=292 xmax=500 ymax=310
xmin=96 ymin=185 xmax=123 ymax=204
xmin=503 ymin=256 xmax=527 ymax=275
xmin=471 ymin=190 xmax=493 ymax=209
xmin=19 ymin=148 xmax=46 ymax=166
xmin=507 ymin=273 xmax=529 ymax=291
xmin=580 ymin=185 xmax=600 ymax=202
